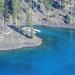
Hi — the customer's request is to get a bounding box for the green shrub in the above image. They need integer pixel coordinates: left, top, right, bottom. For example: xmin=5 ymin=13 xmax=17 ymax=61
xmin=0 ymin=0 xmax=4 ymax=12
xmin=43 ymin=0 xmax=52 ymax=10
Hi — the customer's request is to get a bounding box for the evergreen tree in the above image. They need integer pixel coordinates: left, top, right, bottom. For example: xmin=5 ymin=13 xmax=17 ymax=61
xmin=12 ymin=0 xmax=21 ymax=25
xmin=43 ymin=0 xmax=52 ymax=10
xmin=0 ymin=0 xmax=4 ymax=12
xmin=26 ymin=0 xmax=33 ymax=38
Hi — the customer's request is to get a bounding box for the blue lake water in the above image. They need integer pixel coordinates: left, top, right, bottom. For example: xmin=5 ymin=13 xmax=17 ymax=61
xmin=0 ymin=25 xmax=75 ymax=75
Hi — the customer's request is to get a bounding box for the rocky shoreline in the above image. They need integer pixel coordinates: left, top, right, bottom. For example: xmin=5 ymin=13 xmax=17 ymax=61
xmin=0 ymin=0 xmax=75 ymax=50
xmin=0 ymin=22 xmax=74 ymax=51
xmin=0 ymin=36 xmax=42 ymax=50
xmin=36 ymin=23 xmax=75 ymax=29
xmin=0 ymin=28 xmax=42 ymax=50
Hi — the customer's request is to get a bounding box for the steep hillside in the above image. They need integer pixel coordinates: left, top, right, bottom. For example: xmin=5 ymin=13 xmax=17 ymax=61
xmin=0 ymin=0 xmax=75 ymax=27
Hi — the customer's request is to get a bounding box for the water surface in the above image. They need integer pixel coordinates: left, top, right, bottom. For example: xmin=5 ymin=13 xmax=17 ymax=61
xmin=0 ymin=25 xmax=75 ymax=75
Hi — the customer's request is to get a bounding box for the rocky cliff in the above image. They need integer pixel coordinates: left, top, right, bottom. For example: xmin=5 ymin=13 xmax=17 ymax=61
xmin=0 ymin=0 xmax=75 ymax=28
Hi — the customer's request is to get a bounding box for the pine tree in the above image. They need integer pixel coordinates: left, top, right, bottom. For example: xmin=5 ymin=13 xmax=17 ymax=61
xmin=0 ymin=0 xmax=4 ymax=12
xmin=43 ymin=0 xmax=52 ymax=10
xmin=12 ymin=0 xmax=21 ymax=25
xmin=26 ymin=0 xmax=33 ymax=38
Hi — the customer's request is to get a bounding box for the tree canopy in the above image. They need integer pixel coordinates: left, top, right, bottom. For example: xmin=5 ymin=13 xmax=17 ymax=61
xmin=0 ymin=0 xmax=4 ymax=12
xmin=12 ymin=0 xmax=21 ymax=15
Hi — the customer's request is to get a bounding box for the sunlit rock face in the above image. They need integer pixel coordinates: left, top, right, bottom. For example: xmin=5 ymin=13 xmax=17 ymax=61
xmin=0 ymin=0 xmax=74 ymax=26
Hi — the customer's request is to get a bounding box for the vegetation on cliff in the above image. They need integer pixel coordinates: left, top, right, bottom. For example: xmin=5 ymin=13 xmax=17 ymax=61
xmin=0 ymin=0 xmax=74 ymax=27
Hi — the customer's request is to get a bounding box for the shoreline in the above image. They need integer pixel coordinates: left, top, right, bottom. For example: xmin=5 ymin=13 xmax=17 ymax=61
xmin=35 ymin=22 xmax=75 ymax=29
xmin=0 ymin=22 xmax=75 ymax=51
xmin=0 ymin=29 xmax=42 ymax=51
xmin=0 ymin=36 xmax=42 ymax=51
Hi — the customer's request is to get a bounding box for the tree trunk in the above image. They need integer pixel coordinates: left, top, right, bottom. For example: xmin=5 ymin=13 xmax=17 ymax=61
xmin=13 ymin=14 xmax=17 ymax=26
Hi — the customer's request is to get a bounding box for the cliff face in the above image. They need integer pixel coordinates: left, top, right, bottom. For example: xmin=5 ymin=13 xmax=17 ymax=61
xmin=0 ymin=0 xmax=75 ymax=27
xmin=22 ymin=0 xmax=75 ymax=26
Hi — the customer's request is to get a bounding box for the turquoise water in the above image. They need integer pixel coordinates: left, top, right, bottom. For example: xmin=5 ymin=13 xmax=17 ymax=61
xmin=0 ymin=25 xmax=75 ymax=75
